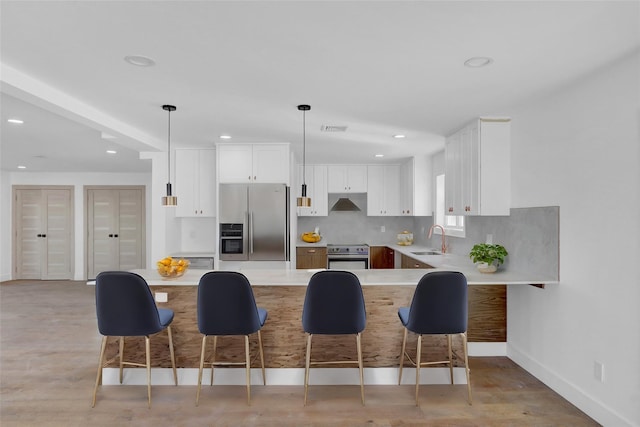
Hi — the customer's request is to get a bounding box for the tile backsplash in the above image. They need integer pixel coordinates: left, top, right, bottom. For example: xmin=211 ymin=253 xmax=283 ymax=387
xmin=299 ymin=198 xmax=559 ymax=279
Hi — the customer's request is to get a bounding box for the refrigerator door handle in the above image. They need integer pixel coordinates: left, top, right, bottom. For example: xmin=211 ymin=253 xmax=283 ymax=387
xmin=249 ymin=211 xmax=254 ymax=254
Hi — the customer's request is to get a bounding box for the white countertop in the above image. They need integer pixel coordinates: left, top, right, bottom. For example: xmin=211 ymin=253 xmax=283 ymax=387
xmin=129 ymin=249 xmax=556 ymax=287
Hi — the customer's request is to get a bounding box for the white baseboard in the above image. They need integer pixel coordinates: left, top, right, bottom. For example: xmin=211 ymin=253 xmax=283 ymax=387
xmin=468 ymin=342 xmax=506 ymax=356
xmin=508 ymin=343 xmax=635 ymax=427
xmin=102 ymin=367 xmax=470 ymax=386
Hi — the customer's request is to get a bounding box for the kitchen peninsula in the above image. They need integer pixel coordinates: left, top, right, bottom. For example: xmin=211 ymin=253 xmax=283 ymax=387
xmin=94 ymin=249 xmax=556 ymax=385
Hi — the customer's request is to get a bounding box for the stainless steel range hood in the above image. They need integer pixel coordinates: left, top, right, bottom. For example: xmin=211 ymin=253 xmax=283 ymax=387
xmin=330 ymin=197 xmax=361 ymax=212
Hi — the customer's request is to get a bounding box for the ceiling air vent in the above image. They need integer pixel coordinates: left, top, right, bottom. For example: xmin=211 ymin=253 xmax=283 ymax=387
xmin=320 ymin=125 xmax=348 ymax=132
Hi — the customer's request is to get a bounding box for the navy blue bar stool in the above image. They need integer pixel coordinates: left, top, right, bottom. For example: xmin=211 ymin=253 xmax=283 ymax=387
xmin=302 ymin=270 xmax=367 ymax=405
xmin=92 ymin=271 xmax=177 ymax=408
xmin=397 ymin=271 xmax=472 ymax=405
xmin=196 ymin=271 xmax=267 ymax=405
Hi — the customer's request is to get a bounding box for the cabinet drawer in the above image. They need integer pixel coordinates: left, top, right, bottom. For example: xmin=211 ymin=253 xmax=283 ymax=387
xmin=296 ymin=247 xmax=327 ymax=269
xmin=400 ymin=254 xmax=433 ymax=269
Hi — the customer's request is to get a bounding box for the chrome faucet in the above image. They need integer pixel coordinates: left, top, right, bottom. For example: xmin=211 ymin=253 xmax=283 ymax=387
xmin=427 ymin=224 xmax=447 ymax=254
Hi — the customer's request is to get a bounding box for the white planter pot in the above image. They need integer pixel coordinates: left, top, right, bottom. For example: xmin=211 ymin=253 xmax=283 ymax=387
xmin=476 ymin=262 xmax=497 ymax=274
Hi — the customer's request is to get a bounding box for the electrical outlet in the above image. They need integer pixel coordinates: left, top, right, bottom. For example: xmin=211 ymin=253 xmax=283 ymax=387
xmin=594 ymin=361 xmax=605 ymax=382
xmin=381 ymin=225 xmax=385 ymax=232
xmin=155 ymin=292 xmax=168 ymax=303
xmin=486 ymin=234 xmax=493 ymax=244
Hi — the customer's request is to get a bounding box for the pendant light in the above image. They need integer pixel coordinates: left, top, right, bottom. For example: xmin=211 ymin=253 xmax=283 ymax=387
xmin=161 ymin=104 xmax=178 ymax=206
xmin=297 ymin=104 xmax=311 ymax=207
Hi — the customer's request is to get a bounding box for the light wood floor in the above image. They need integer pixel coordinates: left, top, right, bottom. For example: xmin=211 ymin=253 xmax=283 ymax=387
xmin=0 ymin=280 xmax=599 ymax=427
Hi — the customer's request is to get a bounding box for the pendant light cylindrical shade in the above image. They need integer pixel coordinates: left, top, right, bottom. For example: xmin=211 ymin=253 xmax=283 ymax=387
xmin=161 ymin=105 xmax=178 ymax=207
xmin=297 ymin=104 xmax=311 ymax=208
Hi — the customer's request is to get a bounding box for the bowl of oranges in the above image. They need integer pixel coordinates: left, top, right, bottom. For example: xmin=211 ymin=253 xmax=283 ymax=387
xmin=156 ymin=256 xmax=190 ymax=278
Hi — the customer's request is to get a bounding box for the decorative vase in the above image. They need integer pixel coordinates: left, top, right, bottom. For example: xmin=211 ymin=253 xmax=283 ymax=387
xmin=476 ymin=262 xmax=497 ymax=274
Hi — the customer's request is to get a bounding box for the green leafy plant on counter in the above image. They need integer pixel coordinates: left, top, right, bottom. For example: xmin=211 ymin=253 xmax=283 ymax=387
xmin=469 ymin=243 xmax=508 ymax=266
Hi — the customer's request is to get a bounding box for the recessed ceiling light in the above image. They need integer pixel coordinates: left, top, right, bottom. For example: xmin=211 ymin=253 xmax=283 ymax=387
xmin=124 ymin=55 xmax=156 ymax=67
xmin=375 ymin=154 xmax=384 ymax=158
xmin=8 ymin=119 xmax=24 ymax=124
xmin=106 ymin=150 xmax=117 ymax=154
xmin=393 ymin=134 xmax=405 ymax=139
xmin=219 ymin=135 xmax=232 ymax=139
xmin=17 ymin=165 xmax=26 ymax=169
xmin=464 ymin=57 xmax=494 ymax=68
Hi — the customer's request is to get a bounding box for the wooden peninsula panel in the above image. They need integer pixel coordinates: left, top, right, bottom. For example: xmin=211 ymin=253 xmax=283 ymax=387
xmin=101 ymin=284 xmax=506 ymax=370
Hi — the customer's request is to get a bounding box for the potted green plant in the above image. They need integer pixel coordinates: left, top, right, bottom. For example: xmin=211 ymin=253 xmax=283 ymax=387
xmin=469 ymin=243 xmax=508 ymax=273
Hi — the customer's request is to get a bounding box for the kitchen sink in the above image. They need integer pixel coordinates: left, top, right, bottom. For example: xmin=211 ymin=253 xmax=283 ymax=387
xmin=411 ymin=251 xmax=442 ymax=256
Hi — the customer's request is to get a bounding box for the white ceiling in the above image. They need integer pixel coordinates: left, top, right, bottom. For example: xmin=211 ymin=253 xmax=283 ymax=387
xmin=1 ymin=1 xmax=638 ymax=173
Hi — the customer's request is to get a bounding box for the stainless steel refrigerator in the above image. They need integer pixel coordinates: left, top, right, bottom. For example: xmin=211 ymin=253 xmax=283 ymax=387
xmin=218 ymin=184 xmax=289 ymax=261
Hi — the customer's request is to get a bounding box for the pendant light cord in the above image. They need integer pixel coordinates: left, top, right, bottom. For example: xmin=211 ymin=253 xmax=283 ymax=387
xmin=302 ymin=108 xmax=306 ymax=185
xmin=167 ymin=108 xmax=171 ymax=183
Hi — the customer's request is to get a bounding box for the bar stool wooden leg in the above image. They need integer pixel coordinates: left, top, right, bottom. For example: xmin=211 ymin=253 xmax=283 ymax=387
xmin=196 ymin=335 xmax=207 ymax=405
xmin=447 ymin=334 xmax=454 ymax=384
xmin=415 ymin=334 xmax=422 ymax=406
xmin=92 ymin=336 xmax=108 ymax=407
xmin=398 ymin=328 xmax=408 ymax=384
xmin=167 ymin=326 xmax=177 ymax=386
xmin=210 ymin=336 xmax=217 ymax=386
xmin=244 ymin=335 xmax=251 ymax=405
xmin=119 ymin=336 xmax=125 ymax=384
xmin=304 ymin=333 xmax=312 ymax=406
xmin=462 ymin=332 xmax=472 ymax=405
xmin=258 ymin=330 xmax=266 ymax=385
xmin=145 ymin=336 xmax=151 ymax=408
xmin=357 ymin=332 xmax=365 ymax=405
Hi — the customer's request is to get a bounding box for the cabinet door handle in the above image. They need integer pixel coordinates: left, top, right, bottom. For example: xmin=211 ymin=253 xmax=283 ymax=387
xmin=308 ymin=249 xmax=316 ymax=253
xmin=114 ymin=234 xmax=118 ymax=238
xmin=108 ymin=234 xmax=113 ymax=237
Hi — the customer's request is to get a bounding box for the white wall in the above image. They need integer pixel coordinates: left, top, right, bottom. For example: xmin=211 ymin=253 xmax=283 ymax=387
xmin=1 ymin=171 xmax=152 ymax=280
xmin=507 ymin=50 xmax=640 ymax=426
xmin=0 ymin=170 xmax=11 ymax=281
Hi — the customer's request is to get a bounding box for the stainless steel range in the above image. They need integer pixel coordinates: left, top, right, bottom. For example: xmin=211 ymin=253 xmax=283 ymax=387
xmin=326 ymin=244 xmax=369 ymax=270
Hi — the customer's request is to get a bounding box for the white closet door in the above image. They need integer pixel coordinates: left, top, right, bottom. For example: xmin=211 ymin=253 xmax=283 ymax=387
xmin=87 ymin=187 xmax=145 ymax=279
xmin=14 ymin=187 xmax=73 ymax=280
xmin=42 ymin=189 xmax=73 ymax=279
xmin=117 ymin=189 xmax=145 ymax=271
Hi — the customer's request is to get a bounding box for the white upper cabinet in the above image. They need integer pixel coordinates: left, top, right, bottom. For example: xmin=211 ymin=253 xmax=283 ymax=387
xmin=327 ymin=165 xmax=367 ymax=193
xmin=217 ymin=143 xmax=289 ymax=184
xmin=175 ymin=149 xmax=216 ymax=217
xmin=400 ymin=156 xmax=432 ymax=216
xmin=445 ymin=118 xmax=511 ymax=216
xmin=367 ymin=165 xmax=400 ymax=216
xmin=297 ymin=164 xmax=328 ymax=216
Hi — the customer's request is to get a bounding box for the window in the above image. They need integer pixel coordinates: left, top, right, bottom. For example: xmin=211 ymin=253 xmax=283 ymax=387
xmin=434 ymin=174 xmax=465 ymax=238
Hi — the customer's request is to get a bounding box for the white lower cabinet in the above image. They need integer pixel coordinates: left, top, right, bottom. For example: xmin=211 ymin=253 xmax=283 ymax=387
xmin=367 ymin=165 xmax=400 ymax=216
xmin=175 ymin=149 xmax=216 ymax=217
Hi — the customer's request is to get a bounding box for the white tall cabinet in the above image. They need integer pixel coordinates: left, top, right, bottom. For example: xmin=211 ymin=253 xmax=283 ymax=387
xmin=445 ymin=118 xmax=511 ymax=216
xmin=367 ymin=165 xmax=400 ymax=216
xmin=297 ymin=164 xmax=328 ymax=216
xmin=217 ymin=143 xmax=289 ymax=184
xmin=175 ymin=149 xmax=216 ymax=217
xmin=400 ymin=156 xmax=432 ymax=216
